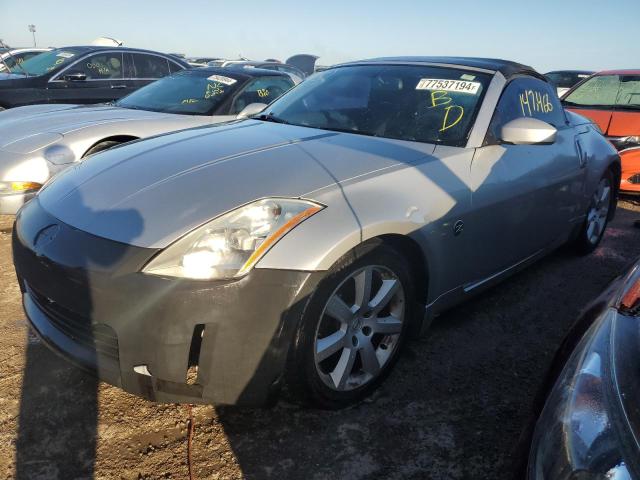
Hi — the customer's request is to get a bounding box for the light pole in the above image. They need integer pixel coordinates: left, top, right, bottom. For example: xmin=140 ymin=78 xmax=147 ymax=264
xmin=28 ymin=25 xmax=36 ymax=47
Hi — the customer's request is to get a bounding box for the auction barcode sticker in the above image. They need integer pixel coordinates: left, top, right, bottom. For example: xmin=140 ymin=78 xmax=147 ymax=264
xmin=207 ymin=75 xmax=237 ymax=85
xmin=416 ymin=78 xmax=481 ymax=94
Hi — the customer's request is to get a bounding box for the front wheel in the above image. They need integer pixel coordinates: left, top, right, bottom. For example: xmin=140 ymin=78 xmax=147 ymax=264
xmin=573 ymin=170 xmax=614 ymax=254
xmin=285 ymin=242 xmax=415 ymax=409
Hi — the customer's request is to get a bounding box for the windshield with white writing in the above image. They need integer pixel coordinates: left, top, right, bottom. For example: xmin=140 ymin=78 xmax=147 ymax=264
xmin=564 ymin=74 xmax=640 ymax=109
xmin=264 ymin=65 xmax=491 ymax=146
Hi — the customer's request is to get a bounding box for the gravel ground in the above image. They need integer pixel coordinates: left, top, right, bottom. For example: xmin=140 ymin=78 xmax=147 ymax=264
xmin=1 ymin=199 xmax=639 ymax=480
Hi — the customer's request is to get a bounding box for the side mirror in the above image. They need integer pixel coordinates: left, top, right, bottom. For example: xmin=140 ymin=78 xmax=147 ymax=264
xmin=62 ymin=72 xmax=87 ymax=82
xmin=236 ymin=102 xmax=268 ymax=119
xmin=500 ymin=117 xmax=557 ymax=145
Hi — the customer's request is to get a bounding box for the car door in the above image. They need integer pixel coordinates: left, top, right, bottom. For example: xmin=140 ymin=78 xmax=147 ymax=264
xmin=468 ymin=76 xmax=584 ymax=281
xmin=46 ymin=51 xmax=125 ymax=104
xmin=227 ymin=76 xmax=295 ymax=116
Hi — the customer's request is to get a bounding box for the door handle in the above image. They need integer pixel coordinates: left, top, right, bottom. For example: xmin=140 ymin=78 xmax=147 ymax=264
xmin=110 ymin=84 xmax=126 ymax=89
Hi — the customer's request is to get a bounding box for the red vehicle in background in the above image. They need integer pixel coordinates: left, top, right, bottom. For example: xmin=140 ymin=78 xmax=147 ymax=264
xmin=562 ymin=70 xmax=640 ymax=193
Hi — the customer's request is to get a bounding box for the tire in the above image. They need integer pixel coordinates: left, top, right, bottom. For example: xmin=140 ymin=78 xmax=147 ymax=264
xmin=83 ymin=140 xmax=122 ymax=157
xmin=573 ymin=169 xmax=615 ymax=254
xmin=285 ymin=240 xmax=415 ymax=409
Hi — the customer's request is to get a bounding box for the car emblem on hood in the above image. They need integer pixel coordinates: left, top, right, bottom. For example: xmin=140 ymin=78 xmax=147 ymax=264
xmin=33 ymin=224 xmax=60 ymax=251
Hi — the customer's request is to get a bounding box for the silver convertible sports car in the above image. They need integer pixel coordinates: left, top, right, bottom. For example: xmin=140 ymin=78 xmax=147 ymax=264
xmin=0 ymin=67 xmax=294 ymax=214
xmin=13 ymin=57 xmax=621 ymax=409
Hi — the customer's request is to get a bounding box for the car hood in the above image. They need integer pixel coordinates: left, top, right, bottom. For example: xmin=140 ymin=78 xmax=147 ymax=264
xmin=0 ymin=104 xmax=178 ymax=149
xmin=38 ymin=120 xmax=433 ymax=248
xmin=567 ymin=108 xmax=640 ymax=136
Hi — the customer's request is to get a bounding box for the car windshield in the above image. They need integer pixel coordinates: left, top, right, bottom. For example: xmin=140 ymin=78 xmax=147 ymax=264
xmin=115 ymin=70 xmax=243 ymax=115
xmin=0 ymin=51 xmax=43 ymax=73
xmin=563 ymin=74 xmax=640 ymax=109
xmin=263 ymin=64 xmax=491 ymax=146
xmin=16 ymin=48 xmax=85 ymax=76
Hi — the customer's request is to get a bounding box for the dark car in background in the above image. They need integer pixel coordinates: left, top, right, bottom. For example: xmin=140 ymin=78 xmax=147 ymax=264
xmin=209 ymin=54 xmax=319 ymax=84
xmin=544 ymin=70 xmax=593 ymax=97
xmin=522 ymin=259 xmax=640 ymax=479
xmin=0 ymin=46 xmax=189 ymax=110
xmin=214 ymin=60 xmax=306 ymax=84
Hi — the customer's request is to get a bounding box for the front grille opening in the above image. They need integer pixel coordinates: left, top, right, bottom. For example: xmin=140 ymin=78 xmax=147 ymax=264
xmin=186 ymin=324 xmax=205 ymax=385
xmin=628 ymin=174 xmax=640 ymax=185
xmin=28 ymin=284 xmax=119 ymax=361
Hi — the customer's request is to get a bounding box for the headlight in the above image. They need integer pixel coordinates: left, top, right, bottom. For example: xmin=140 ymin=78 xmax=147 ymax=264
xmin=528 ymin=264 xmax=640 ymax=479
xmin=0 ymin=181 xmax=43 ymax=194
xmin=142 ymin=198 xmax=323 ymax=280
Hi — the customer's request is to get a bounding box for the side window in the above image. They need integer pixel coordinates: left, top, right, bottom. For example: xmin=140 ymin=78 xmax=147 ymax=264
xmin=488 ymin=77 xmax=565 ymax=141
xmin=168 ymin=61 xmax=184 ymax=74
xmin=229 ymin=77 xmax=294 ymax=114
xmin=75 ymin=52 xmax=123 ymax=79
xmin=132 ymin=54 xmax=170 ymax=79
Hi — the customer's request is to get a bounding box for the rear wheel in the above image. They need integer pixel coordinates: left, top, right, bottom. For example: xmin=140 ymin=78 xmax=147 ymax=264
xmin=573 ymin=170 xmax=614 ymax=254
xmin=286 ymin=242 xmax=415 ymax=409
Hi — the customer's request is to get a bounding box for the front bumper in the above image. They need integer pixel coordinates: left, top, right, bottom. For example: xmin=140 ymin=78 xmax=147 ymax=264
xmin=13 ymin=199 xmax=322 ymax=406
xmin=0 ymin=190 xmax=37 ymax=214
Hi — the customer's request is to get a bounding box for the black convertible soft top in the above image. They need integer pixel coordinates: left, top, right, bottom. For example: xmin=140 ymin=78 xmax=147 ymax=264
xmin=340 ymin=56 xmax=543 ymax=80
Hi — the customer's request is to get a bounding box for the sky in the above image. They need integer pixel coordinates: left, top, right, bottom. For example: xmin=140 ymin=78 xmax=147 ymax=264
xmin=0 ymin=0 xmax=638 ymax=73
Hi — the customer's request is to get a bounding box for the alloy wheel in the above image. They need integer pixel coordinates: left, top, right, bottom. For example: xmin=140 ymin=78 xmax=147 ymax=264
xmin=314 ymin=265 xmax=405 ymax=392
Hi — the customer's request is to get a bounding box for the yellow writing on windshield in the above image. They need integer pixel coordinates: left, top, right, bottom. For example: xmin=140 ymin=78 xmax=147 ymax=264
xmin=430 ymin=90 xmax=452 ymax=108
xmin=257 ymin=88 xmax=270 ymax=98
xmin=425 ymin=90 xmax=466 ymax=132
xmin=440 ymin=105 xmax=464 ymax=132
xmin=519 ymin=90 xmax=553 ymax=117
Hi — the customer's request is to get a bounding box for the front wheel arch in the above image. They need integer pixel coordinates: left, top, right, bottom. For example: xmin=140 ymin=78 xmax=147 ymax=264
xmin=82 ymin=135 xmax=139 ymax=158
xmin=284 ymin=239 xmax=417 ymax=408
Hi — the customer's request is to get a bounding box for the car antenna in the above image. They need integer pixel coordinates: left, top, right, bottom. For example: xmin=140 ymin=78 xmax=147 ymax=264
xmin=0 ymin=39 xmax=29 ymax=77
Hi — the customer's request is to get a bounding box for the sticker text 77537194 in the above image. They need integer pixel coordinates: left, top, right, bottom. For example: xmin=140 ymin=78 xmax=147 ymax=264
xmin=416 ymin=78 xmax=481 ymax=95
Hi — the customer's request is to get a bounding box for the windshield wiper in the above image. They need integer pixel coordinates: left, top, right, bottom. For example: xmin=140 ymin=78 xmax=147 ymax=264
xmin=254 ymin=113 xmax=290 ymax=124
xmin=319 ymin=126 xmax=378 ymax=138
xmin=562 ymin=101 xmax=616 ymax=109
xmin=615 ymin=104 xmax=640 ymax=111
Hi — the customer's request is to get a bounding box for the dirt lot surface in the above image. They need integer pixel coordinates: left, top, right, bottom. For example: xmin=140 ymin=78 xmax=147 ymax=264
xmin=1 ymin=200 xmax=639 ymax=480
